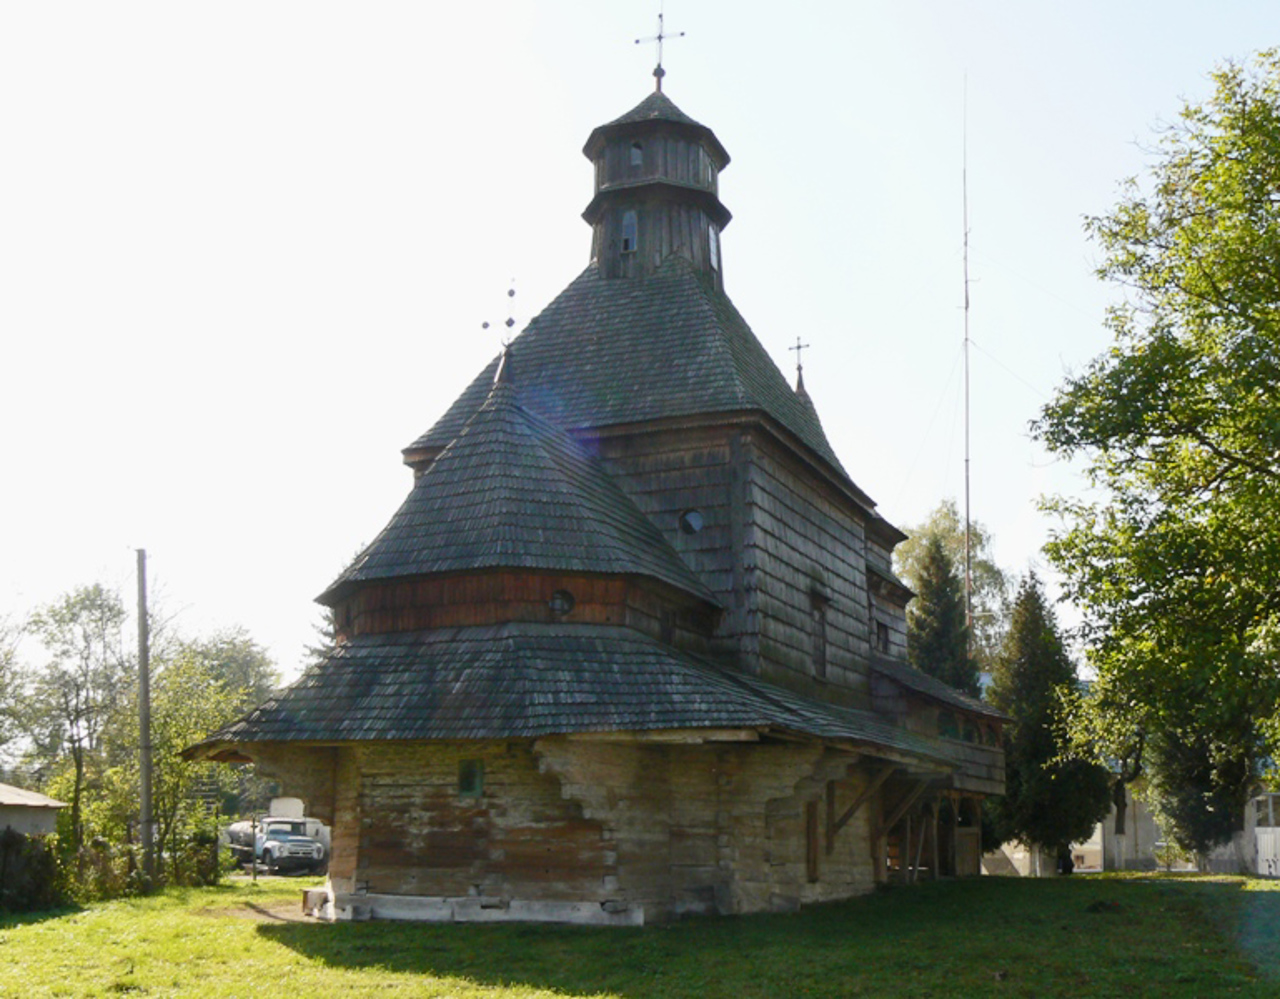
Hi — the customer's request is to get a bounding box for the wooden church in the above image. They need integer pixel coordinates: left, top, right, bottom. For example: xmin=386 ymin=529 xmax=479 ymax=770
xmin=190 ymin=74 xmax=1005 ymax=925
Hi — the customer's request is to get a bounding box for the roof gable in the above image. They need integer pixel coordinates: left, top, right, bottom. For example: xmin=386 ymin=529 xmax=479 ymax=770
xmin=325 ymin=380 xmax=715 ymax=604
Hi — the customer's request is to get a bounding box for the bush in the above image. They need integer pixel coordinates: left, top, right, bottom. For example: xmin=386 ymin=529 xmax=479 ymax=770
xmin=0 ymin=828 xmax=71 ymax=913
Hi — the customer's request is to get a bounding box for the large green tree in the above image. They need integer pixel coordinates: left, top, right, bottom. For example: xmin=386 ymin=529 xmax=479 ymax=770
xmin=896 ymin=499 xmax=1010 ymax=672
xmin=905 ymin=535 xmax=979 ymax=695
xmin=988 ymin=574 xmax=1111 ymax=867
xmin=21 ymin=585 xmax=132 ymax=849
xmin=1036 ymin=50 xmax=1280 ymax=853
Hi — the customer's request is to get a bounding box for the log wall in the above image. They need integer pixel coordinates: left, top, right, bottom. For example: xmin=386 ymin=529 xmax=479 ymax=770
xmin=743 ymin=432 xmax=871 ymax=706
xmin=255 ymin=737 xmax=881 ymax=923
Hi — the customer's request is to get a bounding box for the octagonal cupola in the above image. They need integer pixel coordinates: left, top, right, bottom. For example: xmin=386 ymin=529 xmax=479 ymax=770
xmin=582 ymin=91 xmax=731 ymax=288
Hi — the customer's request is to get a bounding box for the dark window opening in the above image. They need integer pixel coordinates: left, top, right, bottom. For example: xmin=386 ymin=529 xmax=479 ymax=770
xmin=811 ymin=601 xmax=828 ymax=680
xmin=629 ymin=141 xmax=643 ymax=167
xmin=621 ymin=210 xmax=638 ymax=253
xmin=549 ymin=590 xmax=575 ymax=616
xmin=459 ymin=759 xmax=484 ymax=798
xmin=678 ymin=509 xmax=704 ymax=534
xmin=875 ymin=620 xmax=890 ymax=653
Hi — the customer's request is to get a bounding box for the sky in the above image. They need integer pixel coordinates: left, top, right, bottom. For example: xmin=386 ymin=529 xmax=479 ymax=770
xmin=1 ymin=2 xmax=1275 ymax=679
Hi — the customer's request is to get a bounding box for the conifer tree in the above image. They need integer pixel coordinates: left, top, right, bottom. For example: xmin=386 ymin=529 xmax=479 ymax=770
xmin=988 ymin=573 xmax=1110 ymax=863
xmin=906 ymin=535 xmax=978 ymax=695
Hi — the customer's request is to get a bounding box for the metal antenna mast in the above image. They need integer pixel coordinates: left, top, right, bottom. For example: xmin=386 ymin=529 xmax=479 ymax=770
xmin=962 ymin=78 xmax=973 ymax=655
xmin=635 ymin=3 xmax=685 ymax=92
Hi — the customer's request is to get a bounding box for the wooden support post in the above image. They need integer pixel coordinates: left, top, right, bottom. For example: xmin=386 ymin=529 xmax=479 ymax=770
xmin=825 ymin=779 xmax=837 ymax=855
xmin=872 ymin=791 xmax=886 ymax=884
xmin=930 ymin=800 xmax=940 ymax=880
xmin=912 ymin=808 xmax=928 ymax=884
xmin=903 ymin=812 xmax=912 ymax=883
xmin=950 ymin=793 xmax=959 ymax=877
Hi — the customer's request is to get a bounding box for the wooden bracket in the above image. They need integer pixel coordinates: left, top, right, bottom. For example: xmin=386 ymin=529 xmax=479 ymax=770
xmin=877 ymin=777 xmax=933 ymax=838
xmin=827 ymin=762 xmax=897 ymax=853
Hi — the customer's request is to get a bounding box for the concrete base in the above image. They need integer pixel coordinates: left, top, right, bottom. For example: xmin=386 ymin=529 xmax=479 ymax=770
xmin=330 ymin=892 xmax=644 ymax=926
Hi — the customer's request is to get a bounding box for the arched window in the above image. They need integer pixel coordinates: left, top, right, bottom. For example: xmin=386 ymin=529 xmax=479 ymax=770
xmin=621 ymin=211 xmax=638 ymax=254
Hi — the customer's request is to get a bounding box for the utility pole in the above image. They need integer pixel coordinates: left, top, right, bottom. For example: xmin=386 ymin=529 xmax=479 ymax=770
xmin=962 ymin=79 xmax=973 ymax=657
xmin=137 ymin=548 xmax=155 ymax=886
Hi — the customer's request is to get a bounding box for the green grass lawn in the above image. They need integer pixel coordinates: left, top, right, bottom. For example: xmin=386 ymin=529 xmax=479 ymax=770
xmin=3 ymin=873 xmax=1279 ymax=997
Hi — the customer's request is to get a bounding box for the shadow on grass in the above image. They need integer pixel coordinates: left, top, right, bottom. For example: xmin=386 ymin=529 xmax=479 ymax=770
xmin=0 ymin=903 xmax=83 ymax=928
xmin=253 ymin=876 xmax=1280 ymax=998
xmin=1130 ymin=874 xmax=1280 ymax=979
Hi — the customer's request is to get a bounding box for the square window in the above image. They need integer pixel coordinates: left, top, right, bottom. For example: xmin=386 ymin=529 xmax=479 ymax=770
xmin=459 ymin=759 xmax=484 ymax=798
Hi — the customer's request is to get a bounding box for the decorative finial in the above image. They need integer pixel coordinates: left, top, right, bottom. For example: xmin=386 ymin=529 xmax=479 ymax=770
xmin=635 ymin=6 xmax=684 ymax=93
xmin=481 ymin=280 xmax=518 ymax=385
xmin=789 ymin=336 xmax=811 ymax=393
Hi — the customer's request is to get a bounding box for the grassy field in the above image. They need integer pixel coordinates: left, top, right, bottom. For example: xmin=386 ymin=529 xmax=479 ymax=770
xmin=3 ymin=873 xmax=1280 ymax=997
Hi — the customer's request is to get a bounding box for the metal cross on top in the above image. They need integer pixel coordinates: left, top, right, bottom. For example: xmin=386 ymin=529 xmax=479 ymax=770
xmin=635 ymin=6 xmax=685 ymax=92
xmin=789 ymin=336 xmax=811 ymax=385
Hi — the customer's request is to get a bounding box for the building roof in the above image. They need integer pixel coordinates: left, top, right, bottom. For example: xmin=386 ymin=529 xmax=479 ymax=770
xmin=870 ymin=654 xmax=1009 ymax=722
xmin=190 ymin=623 xmax=954 ymax=767
xmin=583 ymin=91 xmax=730 ymax=167
xmin=0 ymin=783 xmax=66 ymax=809
xmin=323 ymin=379 xmax=716 ymax=606
xmin=408 ymin=258 xmax=858 ymax=493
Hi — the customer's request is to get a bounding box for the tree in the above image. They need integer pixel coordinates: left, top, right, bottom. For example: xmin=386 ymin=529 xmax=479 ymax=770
xmin=302 ymin=607 xmax=338 ymax=672
xmin=0 ymin=616 xmax=22 ymax=761
xmin=22 ymin=585 xmax=131 ymax=849
xmin=895 ymin=499 xmax=1010 ymax=672
xmin=178 ymin=628 xmax=279 ymax=713
xmin=988 ymin=575 xmax=1111 ymax=869
xmin=905 ymin=535 xmax=979 ymax=695
xmin=1035 ymin=50 xmax=1280 ymax=855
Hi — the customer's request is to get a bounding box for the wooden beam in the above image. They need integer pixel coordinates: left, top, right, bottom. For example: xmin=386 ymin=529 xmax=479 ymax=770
xmin=563 ymin=727 xmax=757 ymax=742
xmin=879 ymin=778 xmax=933 ymax=836
xmin=832 ymin=763 xmax=897 ymax=839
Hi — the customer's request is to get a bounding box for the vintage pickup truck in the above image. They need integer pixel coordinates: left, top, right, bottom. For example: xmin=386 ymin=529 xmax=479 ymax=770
xmin=226 ymin=816 xmax=327 ymax=873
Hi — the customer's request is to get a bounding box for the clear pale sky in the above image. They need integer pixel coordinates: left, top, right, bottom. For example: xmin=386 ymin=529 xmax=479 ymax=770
xmin=1 ymin=2 xmax=1274 ymax=678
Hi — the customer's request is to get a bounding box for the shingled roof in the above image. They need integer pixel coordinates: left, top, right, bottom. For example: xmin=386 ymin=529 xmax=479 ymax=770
xmin=324 ymin=378 xmax=716 ymax=605
xmin=408 ymin=259 xmax=857 ymax=491
xmin=190 ymin=623 xmax=953 ymax=766
xmin=583 ymin=91 xmax=730 ymax=167
xmin=870 ymin=654 xmax=1009 ymax=721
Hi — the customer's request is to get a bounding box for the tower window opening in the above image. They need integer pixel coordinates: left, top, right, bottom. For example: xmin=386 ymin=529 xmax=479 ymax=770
xmin=709 ymin=227 xmax=720 ymax=271
xmin=621 ymin=211 xmax=638 ymax=254
xmin=630 ymin=142 xmax=643 ymax=167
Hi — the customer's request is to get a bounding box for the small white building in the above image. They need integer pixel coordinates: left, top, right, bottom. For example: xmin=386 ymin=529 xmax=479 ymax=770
xmin=0 ymin=782 xmax=66 ymax=836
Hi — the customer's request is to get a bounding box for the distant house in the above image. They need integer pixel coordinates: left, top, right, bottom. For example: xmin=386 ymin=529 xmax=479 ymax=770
xmin=0 ymin=783 xmax=66 ymax=837
xmin=189 ymin=82 xmax=1005 ymax=924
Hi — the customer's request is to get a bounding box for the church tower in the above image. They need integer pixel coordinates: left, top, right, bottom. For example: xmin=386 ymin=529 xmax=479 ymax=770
xmin=582 ymin=90 xmax=731 ymax=289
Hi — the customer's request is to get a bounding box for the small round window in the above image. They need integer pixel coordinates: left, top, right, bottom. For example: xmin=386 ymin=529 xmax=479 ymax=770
xmin=679 ymin=510 xmax=704 ymax=535
xmin=549 ymin=590 xmax=575 ymax=616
